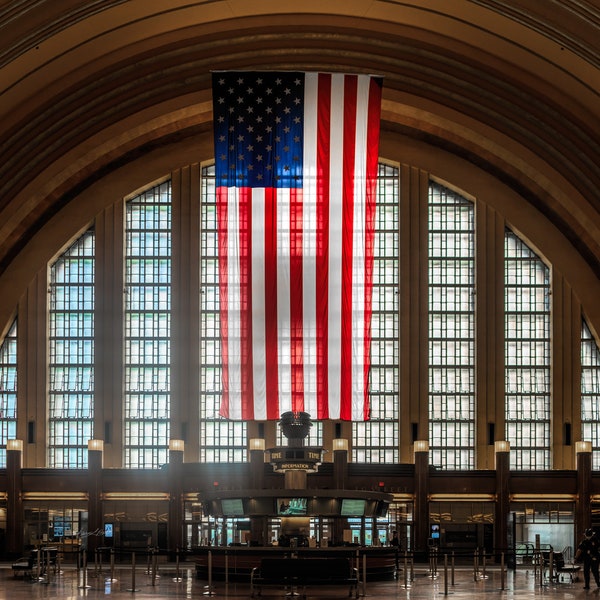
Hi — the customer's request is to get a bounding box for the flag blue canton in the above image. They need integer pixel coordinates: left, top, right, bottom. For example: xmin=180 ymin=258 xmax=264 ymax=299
xmin=213 ymin=71 xmax=305 ymax=188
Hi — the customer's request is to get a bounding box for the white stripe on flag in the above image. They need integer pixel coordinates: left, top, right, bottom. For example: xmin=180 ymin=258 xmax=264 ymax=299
xmin=277 ymin=187 xmax=292 ymax=414
xmin=251 ymin=188 xmax=267 ymax=420
xmin=227 ymin=186 xmax=242 ymax=419
xmin=351 ymin=75 xmax=370 ymax=421
xmin=303 ymin=72 xmax=319 ymax=417
xmin=328 ymin=73 xmax=346 ymax=420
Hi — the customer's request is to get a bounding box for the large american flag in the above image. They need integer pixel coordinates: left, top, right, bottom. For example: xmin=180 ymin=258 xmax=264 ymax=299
xmin=212 ymin=71 xmax=382 ymax=421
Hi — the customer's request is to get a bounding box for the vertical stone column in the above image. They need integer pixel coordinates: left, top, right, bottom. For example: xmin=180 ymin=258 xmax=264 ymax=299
xmin=168 ymin=439 xmax=185 ymax=554
xmin=413 ymin=440 xmax=429 ymax=558
xmin=576 ymin=441 xmax=592 ymax=543
xmin=87 ymin=439 xmax=104 ymax=557
xmin=494 ymin=441 xmax=510 ymax=558
xmin=249 ymin=439 xmax=266 ymax=545
xmin=333 ymin=438 xmax=348 ymax=490
xmin=333 ymin=438 xmax=349 ymax=544
xmin=6 ymin=439 xmax=23 ymax=556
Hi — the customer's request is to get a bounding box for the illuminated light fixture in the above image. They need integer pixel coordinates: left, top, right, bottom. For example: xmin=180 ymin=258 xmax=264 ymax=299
xmin=391 ymin=493 xmax=415 ymax=501
xmin=103 ymin=492 xmax=170 ymax=501
xmin=249 ymin=438 xmax=266 ymax=451
xmin=0 ymin=492 xmax=7 ymax=500
xmin=6 ymin=439 xmax=23 ymax=451
xmin=429 ymin=494 xmax=495 ymax=502
xmin=576 ymin=441 xmax=592 ymax=454
xmin=494 ymin=440 xmax=510 ymax=453
xmin=87 ymin=439 xmax=104 ymax=452
xmin=24 ymin=492 xmax=88 ymax=501
xmin=333 ymin=438 xmax=349 ymax=451
xmin=413 ymin=440 xmax=429 ymax=453
xmin=510 ymin=494 xmax=576 ymax=502
xmin=169 ymin=439 xmax=185 ymax=452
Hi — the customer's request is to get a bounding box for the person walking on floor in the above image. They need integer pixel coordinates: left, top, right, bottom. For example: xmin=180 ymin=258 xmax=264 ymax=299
xmin=575 ymin=528 xmax=600 ymax=589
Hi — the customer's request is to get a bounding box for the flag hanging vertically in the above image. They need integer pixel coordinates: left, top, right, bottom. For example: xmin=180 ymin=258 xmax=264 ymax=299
xmin=212 ymin=71 xmax=382 ymax=421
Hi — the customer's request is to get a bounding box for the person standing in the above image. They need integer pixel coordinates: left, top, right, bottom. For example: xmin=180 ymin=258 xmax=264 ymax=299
xmin=576 ymin=528 xmax=600 ymax=589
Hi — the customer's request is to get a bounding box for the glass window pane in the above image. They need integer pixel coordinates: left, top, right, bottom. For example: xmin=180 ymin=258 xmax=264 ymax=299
xmin=48 ymin=231 xmax=95 ymax=468
xmin=352 ymin=163 xmax=399 ymax=463
xmin=581 ymin=320 xmax=600 ymax=469
xmin=124 ymin=182 xmax=171 ymax=468
xmin=0 ymin=320 xmax=18 ymax=467
xmin=505 ymin=230 xmax=550 ymax=470
xmin=200 ymin=165 xmax=247 ymax=461
xmin=428 ymin=182 xmax=475 ymax=469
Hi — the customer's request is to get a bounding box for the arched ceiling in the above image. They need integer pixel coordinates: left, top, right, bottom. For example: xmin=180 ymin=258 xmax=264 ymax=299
xmin=0 ymin=0 xmax=599 ymax=289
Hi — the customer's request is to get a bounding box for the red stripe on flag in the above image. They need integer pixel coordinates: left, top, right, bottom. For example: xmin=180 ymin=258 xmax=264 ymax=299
xmin=362 ymin=78 xmax=382 ymax=420
xmin=216 ymin=186 xmax=230 ymax=418
xmin=290 ymin=187 xmax=304 ymax=413
xmin=238 ymin=188 xmax=254 ymax=420
xmin=340 ymin=75 xmax=358 ymax=421
xmin=316 ymin=73 xmax=331 ymax=420
xmin=264 ymin=187 xmax=280 ymax=419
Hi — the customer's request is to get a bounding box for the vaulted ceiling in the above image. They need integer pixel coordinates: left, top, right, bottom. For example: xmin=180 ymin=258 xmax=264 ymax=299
xmin=0 ymin=1 xmax=599 ymax=326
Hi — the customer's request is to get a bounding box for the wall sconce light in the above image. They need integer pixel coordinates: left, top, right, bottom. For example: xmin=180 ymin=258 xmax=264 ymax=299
xmin=494 ymin=440 xmax=510 ymax=453
xmin=249 ymin=438 xmax=265 ymax=451
xmin=333 ymin=438 xmax=349 ymax=451
xmin=576 ymin=441 xmax=592 ymax=454
xmin=6 ymin=439 xmax=23 ymax=452
xmin=413 ymin=440 xmax=429 ymax=453
xmin=87 ymin=439 xmax=104 ymax=452
xmin=169 ymin=439 xmax=185 ymax=452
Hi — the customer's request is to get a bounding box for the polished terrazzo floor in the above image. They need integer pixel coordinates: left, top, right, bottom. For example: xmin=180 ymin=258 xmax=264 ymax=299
xmin=0 ymin=560 xmax=595 ymax=599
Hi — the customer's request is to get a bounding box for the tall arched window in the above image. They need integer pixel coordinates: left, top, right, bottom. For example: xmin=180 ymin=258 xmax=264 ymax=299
xmin=48 ymin=231 xmax=95 ymax=468
xmin=352 ymin=163 xmax=399 ymax=462
xmin=0 ymin=319 xmax=17 ymax=468
xmin=428 ymin=181 xmax=475 ymax=469
xmin=581 ymin=320 xmax=600 ymax=469
xmin=200 ymin=165 xmax=247 ymax=462
xmin=505 ymin=230 xmax=551 ymax=469
xmin=124 ymin=182 xmax=171 ymax=468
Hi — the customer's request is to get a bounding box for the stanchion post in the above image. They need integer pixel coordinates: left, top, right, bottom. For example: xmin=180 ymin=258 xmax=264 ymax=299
xmin=173 ymin=546 xmax=183 ymax=583
xmin=109 ymin=548 xmax=117 ymax=582
xmin=501 ymin=552 xmax=505 ymax=590
xmin=203 ymin=549 xmax=216 ymax=596
xmin=35 ymin=548 xmax=41 ymax=581
xmin=444 ymin=554 xmax=448 ymax=596
xmin=45 ymin=548 xmax=52 ymax=585
xmin=410 ymin=553 xmax=414 ymax=581
xmin=127 ymin=551 xmax=140 ymax=592
xmin=482 ymin=551 xmax=487 ymax=579
xmin=79 ymin=547 xmax=91 ymax=589
xmin=151 ymin=548 xmax=157 ymax=586
xmin=403 ymin=551 xmax=408 ymax=588
xmin=473 ymin=550 xmax=478 ymax=581
xmin=362 ymin=552 xmax=367 ymax=598
xmin=451 ymin=551 xmax=455 ymax=586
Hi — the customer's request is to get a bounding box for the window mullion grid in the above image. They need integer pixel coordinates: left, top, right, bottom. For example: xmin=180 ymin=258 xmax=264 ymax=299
xmin=124 ymin=182 xmax=171 ymax=469
xmin=505 ymin=231 xmax=551 ymax=470
xmin=428 ymin=183 xmax=475 ymax=469
xmin=352 ymin=163 xmax=399 ymax=464
xmin=581 ymin=321 xmax=600 ymax=469
xmin=200 ymin=165 xmax=247 ymax=462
